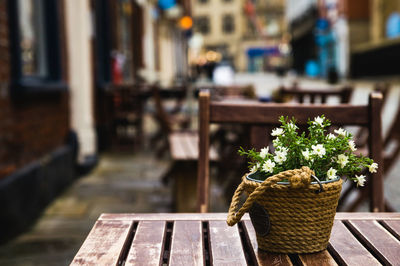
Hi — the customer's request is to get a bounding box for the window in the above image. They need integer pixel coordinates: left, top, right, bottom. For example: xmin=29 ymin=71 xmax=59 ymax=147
xmin=222 ymin=15 xmax=235 ymax=34
xmin=194 ymin=16 xmax=210 ymax=35
xmin=8 ymin=0 xmax=66 ymax=94
xmin=112 ymin=0 xmax=135 ymax=84
xmin=94 ymin=0 xmax=112 ymax=87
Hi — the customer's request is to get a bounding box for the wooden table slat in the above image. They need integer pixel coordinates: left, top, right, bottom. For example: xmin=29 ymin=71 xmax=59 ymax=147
xmin=169 ymin=221 xmax=203 ymax=266
xmin=328 ymin=220 xmax=380 ymax=265
xmin=348 ymin=220 xmax=400 ymax=265
xmin=298 ymin=251 xmax=338 ymax=266
xmin=73 ymin=213 xmax=400 ymax=265
xmin=71 ymin=220 xmax=132 ymax=265
xmin=382 ymin=220 xmax=400 ymax=240
xmin=243 ymin=220 xmax=293 ymax=266
xmin=125 ymin=220 xmax=165 ymax=266
xmin=209 ymin=220 xmax=247 ymax=265
xmin=99 ymin=212 xmax=400 ymax=221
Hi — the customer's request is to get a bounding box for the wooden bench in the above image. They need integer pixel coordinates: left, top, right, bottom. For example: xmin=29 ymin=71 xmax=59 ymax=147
xmin=151 ymin=84 xmax=190 ymax=158
xmin=165 ymin=131 xmax=218 ymax=212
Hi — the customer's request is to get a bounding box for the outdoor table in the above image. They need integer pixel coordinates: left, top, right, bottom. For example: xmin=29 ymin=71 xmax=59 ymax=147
xmin=71 ymin=213 xmax=400 ymax=265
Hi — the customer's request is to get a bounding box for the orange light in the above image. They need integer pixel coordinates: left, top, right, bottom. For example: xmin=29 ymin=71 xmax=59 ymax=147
xmin=179 ymin=16 xmax=193 ymax=30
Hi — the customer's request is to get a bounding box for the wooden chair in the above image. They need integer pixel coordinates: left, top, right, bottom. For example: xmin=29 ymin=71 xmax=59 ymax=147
xmin=111 ymin=85 xmax=147 ymax=150
xmin=340 ymin=87 xmax=399 ymax=212
xmin=151 ymin=84 xmax=190 ymax=158
xmin=197 ymin=90 xmax=384 ymax=213
xmin=276 ymin=84 xmax=353 ymax=104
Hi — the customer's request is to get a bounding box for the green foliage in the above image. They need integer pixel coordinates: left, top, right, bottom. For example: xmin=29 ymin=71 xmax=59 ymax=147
xmin=238 ymin=115 xmax=378 ymax=185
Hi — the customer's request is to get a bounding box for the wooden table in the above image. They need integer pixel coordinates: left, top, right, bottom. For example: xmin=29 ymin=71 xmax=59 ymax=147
xmin=71 ymin=213 xmax=400 ymax=265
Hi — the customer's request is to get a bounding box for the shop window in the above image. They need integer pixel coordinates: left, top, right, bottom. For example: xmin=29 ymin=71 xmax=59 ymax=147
xmin=222 ymin=15 xmax=235 ymax=34
xmin=8 ymin=0 xmax=66 ymax=94
xmin=112 ymin=0 xmax=135 ymax=84
xmin=194 ymin=16 xmax=210 ymax=35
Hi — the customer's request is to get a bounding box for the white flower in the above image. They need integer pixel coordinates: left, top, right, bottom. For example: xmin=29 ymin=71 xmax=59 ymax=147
xmin=334 ymin=128 xmax=347 ymax=136
xmin=302 ymin=149 xmax=311 ymax=161
xmin=311 ymin=144 xmax=326 ymax=158
xmin=262 ymin=159 xmax=275 ymax=173
xmin=348 ymin=140 xmax=357 ymax=151
xmin=314 ymin=116 xmax=324 ymax=126
xmin=337 ymin=154 xmax=348 ymax=168
xmin=327 ymin=133 xmax=336 ymax=140
xmin=274 ymin=150 xmax=287 ymax=164
xmin=287 ymin=122 xmax=298 ymax=131
xmin=271 ymin=128 xmax=284 ymax=136
xmin=368 ymin=163 xmax=378 ymax=173
xmin=259 ymin=147 xmax=269 ymax=159
xmin=327 ymin=167 xmax=337 ymax=180
xmin=272 ymin=138 xmax=281 ymax=146
xmin=277 ymin=146 xmax=288 ymax=153
xmin=355 ymin=174 xmax=366 ymax=187
xmin=251 ymin=163 xmax=260 ymax=172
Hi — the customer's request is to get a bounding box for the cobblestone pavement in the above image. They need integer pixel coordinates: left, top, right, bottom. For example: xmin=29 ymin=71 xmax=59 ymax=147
xmin=0 ymin=151 xmax=172 ymax=265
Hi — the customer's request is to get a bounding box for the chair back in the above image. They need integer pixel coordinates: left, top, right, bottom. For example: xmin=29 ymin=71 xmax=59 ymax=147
xmin=384 ymin=95 xmax=400 ymax=172
xmin=278 ymin=85 xmax=353 ymax=104
xmin=197 ymin=90 xmax=384 ymax=213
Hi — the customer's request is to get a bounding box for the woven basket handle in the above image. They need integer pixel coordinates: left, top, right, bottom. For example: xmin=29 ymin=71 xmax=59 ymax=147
xmin=227 ymin=166 xmax=314 ymax=226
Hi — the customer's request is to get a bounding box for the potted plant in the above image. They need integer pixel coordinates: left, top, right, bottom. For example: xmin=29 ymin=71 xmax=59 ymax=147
xmin=227 ymin=116 xmax=378 ymax=253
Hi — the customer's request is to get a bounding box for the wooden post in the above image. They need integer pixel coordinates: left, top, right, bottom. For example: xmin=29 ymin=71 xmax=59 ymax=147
xmin=368 ymin=91 xmax=384 ymax=212
xmin=197 ymin=90 xmax=210 ymax=212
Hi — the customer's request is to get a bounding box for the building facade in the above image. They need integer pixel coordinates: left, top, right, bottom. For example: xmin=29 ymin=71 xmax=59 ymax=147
xmin=0 ymin=0 xmax=75 ymax=242
xmin=191 ymin=0 xmax=286 ymax=72
xmin=191 ymin=0 xmax=243 ymax=69
xmin=0 ymin=0 xmax=188 ymax=242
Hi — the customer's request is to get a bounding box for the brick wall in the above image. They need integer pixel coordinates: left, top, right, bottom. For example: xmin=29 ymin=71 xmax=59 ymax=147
xmin=0 ymin=0 xmax=70 ymax=178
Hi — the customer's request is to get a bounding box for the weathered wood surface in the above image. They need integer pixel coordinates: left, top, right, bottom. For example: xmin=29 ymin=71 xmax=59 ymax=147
xmin=243 ymin=220 xmax=293 ymax=266
xmin=169 ymin=221 xmax=203 ymax=266
xmin=71 ymin=220 xmax=132 ymax=265
xmin=99 ymin=212 xmax=400 ymax=221
xmin=125 ymin=221 xmax=165 ymax=266
xmin=73 ymin=213 xmax=400 ymax=265
xmin=208 ymin=220 xmax=247 ymax=265
xmin=329 ymin=220 xmax=380 ymax=265
xmin=347 ymin=220 xmax=400 ymax=265
xmin=299 ymin=250 xmax=338 ymax=266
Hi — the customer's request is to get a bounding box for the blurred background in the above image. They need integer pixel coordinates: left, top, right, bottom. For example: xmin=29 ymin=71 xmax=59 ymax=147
xmin=0 ymin=0 xmax=399 ymax=264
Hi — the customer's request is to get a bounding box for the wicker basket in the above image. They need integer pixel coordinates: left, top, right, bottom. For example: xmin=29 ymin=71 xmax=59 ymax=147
xmin=227 ymin=166 xmax=342 ymax=253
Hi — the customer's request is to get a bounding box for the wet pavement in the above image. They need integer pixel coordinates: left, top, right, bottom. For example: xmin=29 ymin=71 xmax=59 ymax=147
xmin=0 ymin=152 xmax=172 ymax=266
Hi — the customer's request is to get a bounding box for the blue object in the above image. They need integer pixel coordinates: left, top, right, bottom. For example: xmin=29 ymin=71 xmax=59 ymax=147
xmin=158 ymin=0 xmax=176 ymax=10
xmin=247 ymin=47 xmax=279 ymax=57
xmin=305 ymin=60 xmax=320 ymax=77
xmin=316 ymin=18 xmax=329 ymax=31
xmin=386 ymin=12 xmax=400 ymax=38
